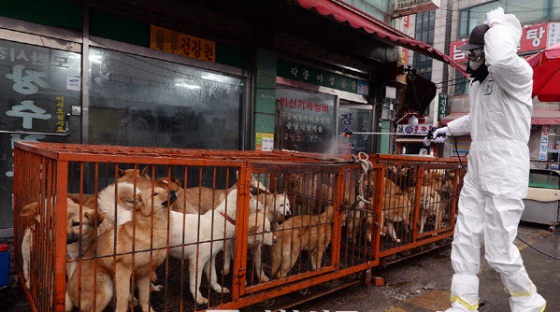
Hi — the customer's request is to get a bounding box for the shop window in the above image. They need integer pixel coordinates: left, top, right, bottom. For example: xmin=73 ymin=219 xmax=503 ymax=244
xmin=275 ymin=86 xmax=335 ymax=153
xmin=88 ymin=47 xmax=244 ymax=150
xmin=0 ymin=39 xmax=82 ymax=228
xmin=458 ymin=0 xmax=550 ymax=39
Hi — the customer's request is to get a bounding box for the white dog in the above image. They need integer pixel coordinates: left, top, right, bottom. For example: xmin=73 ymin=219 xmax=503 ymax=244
xmin=168 ymin=189 xmax=262 ymax=304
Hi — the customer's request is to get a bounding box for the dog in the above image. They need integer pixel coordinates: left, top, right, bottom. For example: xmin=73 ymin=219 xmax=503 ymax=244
xmin=168 ymin=188 xmax=262 ymax=305
xmin=365 ymin=190 xmax=413 ymax=244
xmin=346 ymin=172 xmax=404 ymax=244
xmin=418 ymin=169 xmax=447 ymax=234
xmin=67 ymin=182 xmax=176 ymax=312
xmin=172 ymin=172 xmax=270 ymax=215
xmin=19 ymin=197 xmax=103 ymax=290
xmin=222 ymin=209 xmax=277 ymax=283
xmin=271 ymin=205 xmax=334 ymax=279
xmin=173 ymin=185 xmax=230 ymax=214
xmin=419 ymin=185 xmax=445 ymax=234
xmin=256 ymin=191 xmax=291 ymax=230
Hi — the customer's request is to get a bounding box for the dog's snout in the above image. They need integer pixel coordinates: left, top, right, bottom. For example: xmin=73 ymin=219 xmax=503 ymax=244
xmin=170 ymin=190 xmax=178 ymax=203
xmin=285 ymin=210 xmax=291 ymax=216
xmin=273 ymin=235 xmax=278 ymax=245
xmin=67 ymin=233 xmax=79 ymax=244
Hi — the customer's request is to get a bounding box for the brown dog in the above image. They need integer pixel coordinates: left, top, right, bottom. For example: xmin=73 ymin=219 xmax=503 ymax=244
xmin=67 ymin=182 xmax=176 ymax=312
xmin=271 ymin=205 xmax=334 ymax=279
xmin=171 ymin=172 xmax=271 ymax=214
xmin=20 ymin=198 xmax=103 ymax=290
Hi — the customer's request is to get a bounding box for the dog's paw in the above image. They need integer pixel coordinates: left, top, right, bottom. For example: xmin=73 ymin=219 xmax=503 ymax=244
xmin=221 ymin=267 xmax=230 ymax=275
xmin=151 ymin=283 xmax=163 ymax=292
xmin=196 ymin=296 xmax=209 ymax=305
xmin=220 ymin=287 xmax=230 ymax=293
xmin=259 ymin=275 xmax=270 ymax=283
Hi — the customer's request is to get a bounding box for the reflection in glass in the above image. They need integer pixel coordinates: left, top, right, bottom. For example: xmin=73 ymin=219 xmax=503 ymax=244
xmin=88 ymin=47 xmax=244 ymax=149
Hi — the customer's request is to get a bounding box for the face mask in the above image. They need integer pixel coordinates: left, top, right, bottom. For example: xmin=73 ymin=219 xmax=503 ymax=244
xmin=469 ymin=58 xmax=484 ymax=71
xmin=467 ymin=48 xmax=485 ymax=70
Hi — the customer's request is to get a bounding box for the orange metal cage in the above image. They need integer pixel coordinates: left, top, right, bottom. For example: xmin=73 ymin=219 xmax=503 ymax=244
xmin=13 ymin=142 xmax=463 ymax=312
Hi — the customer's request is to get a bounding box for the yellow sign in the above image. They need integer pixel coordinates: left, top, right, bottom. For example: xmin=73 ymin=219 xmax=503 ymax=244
xmin=150 ymin=25 xmax=215 ymax=63
xmin=255 ymin=133 xmax=274 ymax=151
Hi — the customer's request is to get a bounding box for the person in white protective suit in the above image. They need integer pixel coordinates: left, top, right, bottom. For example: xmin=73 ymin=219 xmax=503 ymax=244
xmin=430 ymin=8 xmax=547 ymax=312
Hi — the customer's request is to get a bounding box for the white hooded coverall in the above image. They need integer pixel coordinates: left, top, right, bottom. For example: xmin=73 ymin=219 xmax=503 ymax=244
xmin=445 ymin=15 xmax=546 ymax=312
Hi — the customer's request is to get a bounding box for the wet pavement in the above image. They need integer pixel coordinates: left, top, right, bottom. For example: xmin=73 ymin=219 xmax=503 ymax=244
xmin=290 ymin=222 xmax=560 ymax=312
xmin=2 ymin=222 xmax=559 ymax=312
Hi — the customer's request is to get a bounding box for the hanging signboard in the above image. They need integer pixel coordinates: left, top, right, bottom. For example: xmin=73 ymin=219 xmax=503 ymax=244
xmin=393 ymin=0 xmax=440 ymax=17
xmin=277 ymin=59 xmax=369 ymax=96
xmin=540 ymin=125 xmax=549 ymax=161
xmin=438 ymin=94 xmax=449 ymax=121
xmin=150 ymin=25 xmax=216 ymax=63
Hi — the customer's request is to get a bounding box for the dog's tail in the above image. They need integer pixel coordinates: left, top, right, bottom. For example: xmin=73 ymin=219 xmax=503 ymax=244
xmin=97 ymin=182 xmax=138 ymax=226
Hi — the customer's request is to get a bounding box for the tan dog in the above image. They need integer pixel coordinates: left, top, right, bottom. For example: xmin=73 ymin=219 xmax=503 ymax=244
xmin=172 ymin=172 xmax=270 ymax=215
xmin=366 ymin=191 xmax=413 ymax=244
xmin=419 ymin=185 xmax=445 ymax=234
xmin=20 ymin=198 xmax=103 ymax=290
xmin=347 ymin=173 xmax=405 ymax=244
xmin=271 ymin=205 xmax=334 ymax=279
xmin=418 ymin=169 xmax=447 ymax=234
xmin=222 ymin=209 xmax=277 ymax=283
xmin=67 ymin=182 xmax=176 ymax=312
xmin=173 ymin=186 xmax=230 ymax=214
xmin=257 ymin=191 xmax=291 ymax=229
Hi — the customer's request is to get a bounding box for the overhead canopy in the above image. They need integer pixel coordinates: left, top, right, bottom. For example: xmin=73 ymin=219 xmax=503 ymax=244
xmin=295 ymin=0 xmax=466 ymax=75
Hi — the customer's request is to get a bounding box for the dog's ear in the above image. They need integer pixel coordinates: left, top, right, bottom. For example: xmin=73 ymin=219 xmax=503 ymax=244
xmin=140 ymin=167 xmax=150 ymax=178
xmin=117 ymin=168 xmax=126 ymax=178
xmin=169 ymin=176 xmax=182 ymax=188
xmin=85 ymin=211 xmax=105 ymax=227
xmin=20 ymin=202 xmax=39 ymax=217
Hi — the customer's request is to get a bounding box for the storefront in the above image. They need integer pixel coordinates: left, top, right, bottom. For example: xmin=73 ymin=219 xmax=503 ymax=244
xmin=274 ymin=59 xmax=373 ymax=154
xmin=0 ymin=3 xmax=251 ymax=234
xmin=0 ymin=1 xmax=464 ymax=235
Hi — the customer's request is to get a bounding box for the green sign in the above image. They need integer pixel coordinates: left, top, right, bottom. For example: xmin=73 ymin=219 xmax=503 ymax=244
xmin=277 ymin=59 xmax=369 ymax=96
xmin=438 ymin=94 xmax=449 ymax=121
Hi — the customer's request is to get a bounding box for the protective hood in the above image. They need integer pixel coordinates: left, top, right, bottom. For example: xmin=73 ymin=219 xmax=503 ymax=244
xmin=501 ymin=14 xmax=522 ymax=45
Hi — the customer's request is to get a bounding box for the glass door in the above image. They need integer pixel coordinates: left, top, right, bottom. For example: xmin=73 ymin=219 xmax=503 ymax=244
xmin=338 ymin=101 xmax=375 ymax=154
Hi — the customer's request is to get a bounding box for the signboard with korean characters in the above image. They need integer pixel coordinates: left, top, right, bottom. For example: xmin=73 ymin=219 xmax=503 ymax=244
xmin=276 ymin=87 xmax=335 ymax=153
xmin=450 ymin=22 xmax=560 ymax=63
xmin=397 ymin=123 xmax=435 ymax=135
xmin=0 ymin=39 xmax=81 ymax=228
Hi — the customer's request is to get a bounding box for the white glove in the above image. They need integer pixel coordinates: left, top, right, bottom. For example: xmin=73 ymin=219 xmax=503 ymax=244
xmin=486 ymin=7 xmax=505 ymax=26
xmin=431 ymin=127 xmax=450 ymax=143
